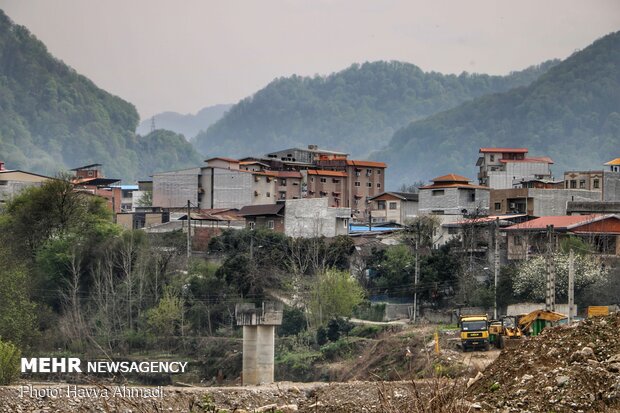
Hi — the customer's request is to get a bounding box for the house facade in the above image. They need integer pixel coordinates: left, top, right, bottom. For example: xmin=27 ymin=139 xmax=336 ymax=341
xmin=368 ymin=192 xmax=419 ymax=224
xmin=477 ymin=148 xmax=553 ymax=189
xmin=284 ymin=198 xmax=350 ymax=238
xmin=490 ymin=188 xmax=601 ymax=216
xmin=238 ymin=204 xmax=285 ymax=232
xmin=0 ymin=161 xmax=52 ymax=205
xmin=419 ymin=174 xmax=490 ymax=216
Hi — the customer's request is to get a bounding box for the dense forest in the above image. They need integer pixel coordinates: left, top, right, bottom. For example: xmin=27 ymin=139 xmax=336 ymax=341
xmin=194 ymin=60 xmax=558 ymax=159
xmin=0 ymin=11 xmax=202 ymax=181
xmin=375 ymin=31 xmax=620 ymax=186
xmin=136 ymin=104 xmax=232 ymax=139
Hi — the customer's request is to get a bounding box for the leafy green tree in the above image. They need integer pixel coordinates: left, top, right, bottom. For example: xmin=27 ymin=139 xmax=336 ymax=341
xmin=309 ymin=270 xmax=365 ymax=327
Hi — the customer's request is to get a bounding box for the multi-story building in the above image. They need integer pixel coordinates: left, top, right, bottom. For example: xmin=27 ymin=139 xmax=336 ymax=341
xmin=265 ymin=145 xmax=348 ymax=165
xmin=477 ymin=148 xmax=553 ymax=189
xmin=71 ymin=164 xmax=123 ymax=213
xmin=490 ymin=188 xmax=600 ymax=216
xmin=563 ymin=171 xmax=603 ymax=191
xmin=419 ymin=174 xmax=490 ymax=216
xmin=302 ymin=170 xmax=348 ymax=208
xmin=368 ymin=192 xmax=419 ymax=224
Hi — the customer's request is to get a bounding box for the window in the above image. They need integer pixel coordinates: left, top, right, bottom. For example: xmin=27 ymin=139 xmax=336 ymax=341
xmin=266 ymin=192 xmax=271 ymax=197
xmin=280 ymin=179 xmax=286 ymax=186
xmin=332 ymin=179 xmax=340 ymax=183
xmin=377 ymin=200 xmax=386 ymax=210
xmin=343 ymin=219 xmax=349 ymax=229
xmin=377 ymin=183 xmax=381 ymax=188
xmin=593 ymin=179 xmax=600 ymax=189
xmin=377 ymin=170 xmax=381 ymax=175
xmin=432 ymin=189 xmax=444 ymax=196
xmin=248 ymin=222 xmax=255 ymax=230
xmin=355 ymin=181 xmax=361 ymax=187
xmin=279 ymin=192 xmax=286 ymax=200
xmin=267 ymin=220 xmax=274 ymax=230
xmin=494 ymin=202 xmax=502 ymax=211
xmin=513 ymin=235 xmax=523 ymax=246
xmin=490 ymin=155 xmax=495 ymax=162
xmin=366 ymin=182 xmax=372 ymax=187
xmin=469 ymin=192 xmax=476 ymax=202
xmin=570 ymin=180 xmax=577 ymax=189
xmin=355 ymin=169 xmax=361 ymax=176
xmin=579 ymin=180 xmax=586 ymax=189
xmin=389 ymin=202 xmax=397 ymax=210
xmin=0 ymin=180 xmax=7 ymax=186
xmin=366 ymin=169 xmax=372 ymax=176
xmin=310 ymin=177 xmax=314 ymax=182
xmin=320 ymin=178 xmax=327 ymax=183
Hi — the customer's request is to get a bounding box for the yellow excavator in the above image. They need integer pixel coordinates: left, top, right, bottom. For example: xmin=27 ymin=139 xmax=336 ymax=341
xmin=517 ymin=309 xmax=567 ymax=336
xmin=488 ymin=316 xmax=523 ymax=349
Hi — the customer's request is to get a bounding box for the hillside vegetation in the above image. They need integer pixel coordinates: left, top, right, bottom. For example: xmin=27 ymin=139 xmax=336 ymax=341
xmin=375 ymin=31 xmax=620 ymax=186
xmin=194 ymin=60 xmax=557 ymax=159
xmin=0 ymin=10 xmax=201 ymax=181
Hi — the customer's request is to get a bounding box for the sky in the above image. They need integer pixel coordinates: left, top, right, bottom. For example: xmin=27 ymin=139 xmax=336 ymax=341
xmin=1 ymin=1 xmax=619 ymax=120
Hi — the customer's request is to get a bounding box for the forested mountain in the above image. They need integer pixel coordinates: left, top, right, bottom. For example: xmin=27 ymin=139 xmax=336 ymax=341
xmin=374 ymin=31 xmax=620 ymax=187
xmin=194 ymin=60 xmax=558 ymax=159
xmin=136 ymin=104 xmax=232 ymax=139
xmin=0 ymin=11 xmax=202 ymax=181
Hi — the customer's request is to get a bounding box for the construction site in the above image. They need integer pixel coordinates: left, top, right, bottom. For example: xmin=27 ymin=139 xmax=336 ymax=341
xmin=1 ymin=309 xmax=618 ymax=413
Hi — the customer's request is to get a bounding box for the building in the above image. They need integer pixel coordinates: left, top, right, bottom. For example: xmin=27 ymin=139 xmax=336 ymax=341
xmin=0 ymin=161 xmax=52 ymax=205
xmin=368 ymin=192 xmax=419 ymax=224
xmin=419 ymin=174 xmax=490 ymax=216
xmin=265 ymin=145 xmax=348 ymax=165
xmin=503 ymin=214 xmax=620 ymax=260
xmin=490 ymin=188 xmax=601 ymax=216
xmin=284 ymin=198 xmax=350 ymax=238
xmin=116 ymin=210 xmax=170 ymax=230
xmin=563 ymin=171 xmax=603 ymax=191
xmin=477 ymin=148 xmax=553 ymax=189
xmin=302 ymin=170 xmax=348 ymax=208
xmin=315 ymin=157 xmax=386 ymax=216
xmin=71 ymin=164 xmax=122 ymax=213
xmin=606 ymin=158 xmax=620 ymax=173
xmin=238 ymin=203 xmax=285 ymax=232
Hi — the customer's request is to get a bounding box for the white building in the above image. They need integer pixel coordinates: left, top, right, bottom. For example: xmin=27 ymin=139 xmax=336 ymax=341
xmin=477 ymin=148 xmax=553 ymax=189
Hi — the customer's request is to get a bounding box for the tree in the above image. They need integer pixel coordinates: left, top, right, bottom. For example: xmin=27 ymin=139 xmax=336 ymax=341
xmin=513 ymin=252 xmax=608 ymax=303
xmin=309 ymin=269 xmax=365 ymax=327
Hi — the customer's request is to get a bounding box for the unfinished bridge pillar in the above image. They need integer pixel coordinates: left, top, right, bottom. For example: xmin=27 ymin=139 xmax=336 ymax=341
xmin=236 ymin=302 xmax=283 ymax=385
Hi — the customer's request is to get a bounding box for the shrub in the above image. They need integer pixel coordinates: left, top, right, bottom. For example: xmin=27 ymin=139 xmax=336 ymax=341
xmin=0 ymin=339 xmax=21 ymax=385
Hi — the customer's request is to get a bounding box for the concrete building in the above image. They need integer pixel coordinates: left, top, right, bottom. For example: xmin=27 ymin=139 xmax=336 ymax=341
xmin=0 ymin=161 xmax=52 ymax=205
xmin=419 ymin=174 xmax=490 ymax=216
xmin=302 ymin=170 xmax=348 ymax=208
xmin=275 ymin=171 xmax=302 ymax=200
xmin=116 ymin=211 xmax=170 ymax=230
xmin=503 ymin=214 xmax=620 ymax=260
xmin=238 ymin=203 xmax=285 ymax=232
xmin=368 ymin=192 xmax=419 ymax=224
xmin=152 ymin=167 xmax=202 ymax=208
xmin=490 ymin=188 xmax=601 ymax=216
xmin=606 ymin=158 xmax=620 ymax=173
xmin=564 ymin=171 xmax=603 ymax=191
xmin=284 ymin=198 xmax=350 ymax=238
xmin=265 ymin=145 xmax=348 ymax=164
xmin=477 ymin=148 xmax=553 ymax=189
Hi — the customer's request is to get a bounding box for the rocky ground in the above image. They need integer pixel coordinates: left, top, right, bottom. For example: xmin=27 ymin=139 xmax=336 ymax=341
xmin=467 ymin=312 xmax=620 ymax=413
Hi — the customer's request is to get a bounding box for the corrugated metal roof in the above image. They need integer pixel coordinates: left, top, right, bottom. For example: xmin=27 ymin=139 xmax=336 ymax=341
xmin=238 ymin=204 xmax=285 ymax=216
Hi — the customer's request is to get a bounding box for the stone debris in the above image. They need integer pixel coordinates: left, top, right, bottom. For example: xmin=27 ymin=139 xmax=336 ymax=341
xmin=467 ymin=312 xmax=620 ymax=413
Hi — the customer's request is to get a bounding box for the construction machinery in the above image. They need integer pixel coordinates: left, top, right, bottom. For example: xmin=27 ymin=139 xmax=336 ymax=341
xmin=517 ymin=309 xmax=566 ymax=336
xmin=488 ymin=316 xmax=523 ymax=348
xmin=458 ymin=314 xmax=489 ymax=351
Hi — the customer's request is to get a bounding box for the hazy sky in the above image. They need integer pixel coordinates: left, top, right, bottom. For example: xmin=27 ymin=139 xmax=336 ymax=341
xmin=2 ymin=1 xmax=619 ymax=119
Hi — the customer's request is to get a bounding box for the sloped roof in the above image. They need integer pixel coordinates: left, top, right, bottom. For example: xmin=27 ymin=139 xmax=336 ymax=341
xmin=275 ymin=171 xmax=303 ymax=179
xmin=205 ymin=157 xmax=239 ymax=163
xmin=306 ymin=170 xmax=348 ymax=177
xmin=369 ymin=191 xmax=419 ymax=201
xmin=604 ymin=158 xmax=620 ymax=166
xmin=432 ymin=174 xmax=470 ymax=183
xmin=479 ymin=148 xmax=528 ymax=153
xmin=504 ymin=214 xmax=611 ymax=231
xmin=500 ymin=156 xmax=554 ymax=164
xmin=345 ymin=160 xmax=387 ymax=168
xmin=238 ymin=204 xmax=285 ymax=217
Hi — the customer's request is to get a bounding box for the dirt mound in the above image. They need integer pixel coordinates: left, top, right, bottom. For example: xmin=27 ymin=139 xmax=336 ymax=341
xmin=468 ymin=312 xmax=620 ymax=412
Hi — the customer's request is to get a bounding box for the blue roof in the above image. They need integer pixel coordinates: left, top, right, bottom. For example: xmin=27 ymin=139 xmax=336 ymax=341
xmin=111 ymin=185 xmax=139 ymax=190
xmin=349 ymin=225 xmax=401 ymax=232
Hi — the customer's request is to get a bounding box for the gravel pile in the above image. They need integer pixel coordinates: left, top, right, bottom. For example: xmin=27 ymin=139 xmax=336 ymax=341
xmin=468 ymin=312 xmax=620 ymax=413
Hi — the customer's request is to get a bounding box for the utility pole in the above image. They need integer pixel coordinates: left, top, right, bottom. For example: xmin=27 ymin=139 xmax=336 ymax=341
xmin=493 ymin=218 xmax=500 ymax=320
xmin=568 ymin=248 xmax=575 ymax=324
xmin=413 ymin=221 xmax=420 ymax=323
xmin=545 ymin=225 xmax=556 ymax=311
xmin=186 ymin=200 xmax=191 ymax=260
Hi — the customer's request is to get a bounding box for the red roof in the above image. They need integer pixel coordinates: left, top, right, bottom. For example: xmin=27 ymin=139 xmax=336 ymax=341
xmin=346 ymin=160 xmax=387 ymax=168
xmin=432 ymin=173 xmax=470 ymax=183
xmin=276 ymin=171 xmax=302 ymax=179
xmin=205 ymin=157 xmax=240 ymax=163
xmin=505 ymin=215 xmax=601 ymax=231
xmin=499 ymin=156 xmax=554 ymax=164
xmin=307 ymin=170 xmax=348 ymax=177
xmin=479 ymin=148 xmax=528 ymax=154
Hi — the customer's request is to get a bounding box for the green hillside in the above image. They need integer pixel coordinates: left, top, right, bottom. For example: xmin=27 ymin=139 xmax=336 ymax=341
xmin=374 ymin=31 xmax=620 ymax=187
xmin=0 ymin=10 xmax=201 ymax=181
xmin=194 ymin=60 xmax=557 ymax=159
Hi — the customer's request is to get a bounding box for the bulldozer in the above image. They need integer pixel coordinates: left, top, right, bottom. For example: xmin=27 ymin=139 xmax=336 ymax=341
xmin=488 ymin=316 xmax=523 ymax=349
xmin=517 ymin=309 xmax=567 ymax=336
